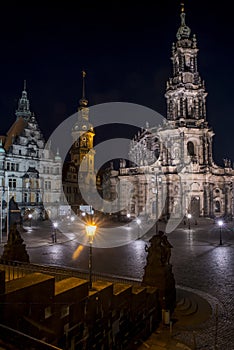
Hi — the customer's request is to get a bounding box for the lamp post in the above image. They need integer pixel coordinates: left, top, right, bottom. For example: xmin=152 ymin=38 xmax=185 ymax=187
xmin=0 ymin=191 xmax=2 ymax=244
xmin=6 ymin=186 xmax=9 ymax=239
xmin=218 ymin=220 xmax=223 ymax=246
xmin=136 ymin=218 xmax=141 ymax=239
xmin=53 ymin=221 xmax=58 ymax=243
xmin=28 ymin=213 xmax=32 ymax=227
xmin=152 ymin=174 xmax=161 ymax=234
xmin=187 ymin=213 xmax=192 ymax=230
xmin=127 ymin=213 xmax=131 ymax=227
xmin=155 ymin=175 xmax=159 ymax=234
xmin=85 ymin=224 xmax=97 ymax=289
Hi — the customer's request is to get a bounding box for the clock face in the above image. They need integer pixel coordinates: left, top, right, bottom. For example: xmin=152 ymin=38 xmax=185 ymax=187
xmin=82 ymin=125 xmax=87 ymax=130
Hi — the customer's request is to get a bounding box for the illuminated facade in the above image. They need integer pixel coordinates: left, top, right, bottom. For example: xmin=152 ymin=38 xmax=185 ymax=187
xmin=0 ymin=82 xmax=62 ymax=220
xmin=108 ymin=5 xmax=234 ymax=220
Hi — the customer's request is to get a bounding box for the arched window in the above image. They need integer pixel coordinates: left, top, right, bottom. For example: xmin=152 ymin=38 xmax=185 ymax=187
xmin=215 ymin=201 xmax=221 ymax=213
xmin=187 ymin=141 xmax=195 ymax=156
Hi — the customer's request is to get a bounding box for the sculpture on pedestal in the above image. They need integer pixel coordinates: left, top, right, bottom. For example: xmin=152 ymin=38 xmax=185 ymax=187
xmin=1 ymin=222 xmax=30 ymax=263
xmin=142 ymin=231 xmax=176 ymax=313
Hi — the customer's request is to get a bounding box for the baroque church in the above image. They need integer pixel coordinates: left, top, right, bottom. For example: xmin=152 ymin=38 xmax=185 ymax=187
xmin=0 ymin=82 xmax=62 ymax=221
xmin=104 ymin=4 xmax=234 ymax=220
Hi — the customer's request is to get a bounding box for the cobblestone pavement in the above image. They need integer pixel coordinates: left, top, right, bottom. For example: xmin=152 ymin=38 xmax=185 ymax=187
xmin=166 ymin=218 xmax=234 ymax=350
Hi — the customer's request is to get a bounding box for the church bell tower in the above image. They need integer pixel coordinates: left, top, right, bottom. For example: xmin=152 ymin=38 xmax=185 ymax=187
xmin=70 ymin=71 xmax=96 ymax=199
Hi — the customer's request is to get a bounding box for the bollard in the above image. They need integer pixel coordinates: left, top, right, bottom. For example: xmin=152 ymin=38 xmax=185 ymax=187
xmin=164 ymin=310 xmax=170 ymax=325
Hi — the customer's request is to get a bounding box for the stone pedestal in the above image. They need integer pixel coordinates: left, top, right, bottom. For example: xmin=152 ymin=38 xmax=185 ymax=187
xmin=1 ymin=223 xmax=30 ymax=263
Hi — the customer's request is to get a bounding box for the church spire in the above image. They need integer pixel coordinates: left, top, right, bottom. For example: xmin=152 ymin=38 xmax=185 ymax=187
xmin=176 ymin=2 xmax=191 ymax=40
xmin=79 ymin=70 xmax=88 ymax=108
xmin=165 ymin=3 xmax=208 ymax=125
xmin=15 ymin=80 xmax=31 ymax=120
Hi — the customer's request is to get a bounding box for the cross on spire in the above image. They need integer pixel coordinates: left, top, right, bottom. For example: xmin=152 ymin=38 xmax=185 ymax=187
xmin=79 ymin=69 xmax=88 ymax=107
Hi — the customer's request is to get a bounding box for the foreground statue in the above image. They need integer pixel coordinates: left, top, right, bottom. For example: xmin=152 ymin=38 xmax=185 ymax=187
xmin=142 ymin=231 xmax=176 ymax=313
xmin=1 ymin=223 xmax=30 ymax=263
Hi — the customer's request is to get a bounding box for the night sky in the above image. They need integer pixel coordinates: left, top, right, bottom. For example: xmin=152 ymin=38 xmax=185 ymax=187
xmin=0 ymin=0 xmax=233 ymax=166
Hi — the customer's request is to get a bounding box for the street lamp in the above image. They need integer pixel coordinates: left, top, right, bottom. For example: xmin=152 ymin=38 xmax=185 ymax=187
xmin=53 ymin=221 xmax=58 ymax=243
xmin=28 ymin=213 xmax=32 ymax=227
xmin=136 ymin=218 xmax=141 ymax=239
xmin=0 ymin=192 xmax=2 ymax=243
xmin=85 ymin=223 xmax=97 ymax=289
xmin=127 ymin=213 xmax=131 ymax=227
xmin=152 ymin=174 xmax=161 ymax=234
xmin=187 ymin=213 xmax=192 ymax=230
xmin=218 ymin=220 xmax=223 ymax=246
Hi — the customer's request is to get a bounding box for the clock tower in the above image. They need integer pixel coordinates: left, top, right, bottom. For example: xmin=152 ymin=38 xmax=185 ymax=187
xmin=70 ymin=71 xmax=96 ymax=202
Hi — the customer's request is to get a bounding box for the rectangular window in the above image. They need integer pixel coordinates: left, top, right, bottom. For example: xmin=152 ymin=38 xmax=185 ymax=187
xmin=45 ymin=181 xmax=51 ymax=190
xmin=9 ymin=179 xmax=16 ymax=188
xmin=24 ymin=193 xmax=28 ymax=202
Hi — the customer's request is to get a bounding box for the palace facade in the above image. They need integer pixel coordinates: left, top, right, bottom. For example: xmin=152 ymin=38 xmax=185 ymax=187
xmin=0 ymin=83 xmax=62 ymax=221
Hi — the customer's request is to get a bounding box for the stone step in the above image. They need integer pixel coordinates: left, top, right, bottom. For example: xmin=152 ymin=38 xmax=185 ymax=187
xmin=176 ymin=297 xmax=191 ymax=312
xmin=172 ymin=289 xmax=212 ymax=327
xmin=182 ymin=297 xmax=198 ymax=316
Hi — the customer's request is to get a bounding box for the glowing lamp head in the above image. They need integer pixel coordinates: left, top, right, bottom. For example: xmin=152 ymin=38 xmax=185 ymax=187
xmin=127 ymin=213 xmax=131 ymax=218
xmin=187 ymin=213 xmax=192 ymax=219
xmin=218 ymin=220 xmax=223 ymax=227
xmin=28 ymin=214 xmax=32 ymax=219
xmin=85 ymin=224 xmax=97 ymax=241
xmin=136 ymin=218 xmax=141 ymax=225
xmin=71 ymin=216 xmax=75 ymax=222
xmin=53 ymin=222 xmax=58 ymax=228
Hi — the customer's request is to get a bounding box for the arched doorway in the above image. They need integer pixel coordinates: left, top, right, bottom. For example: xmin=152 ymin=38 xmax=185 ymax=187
xmin=190 ymin=196 xmax=200 ymax=217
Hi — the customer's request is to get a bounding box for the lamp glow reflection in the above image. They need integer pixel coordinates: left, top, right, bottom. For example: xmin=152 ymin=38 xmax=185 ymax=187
xmin=136 ymin=218 xmax=141 ymax=239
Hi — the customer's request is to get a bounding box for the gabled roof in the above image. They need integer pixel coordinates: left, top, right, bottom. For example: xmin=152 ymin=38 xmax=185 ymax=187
xmin=4 ymin=117 xmax=27 ymax=151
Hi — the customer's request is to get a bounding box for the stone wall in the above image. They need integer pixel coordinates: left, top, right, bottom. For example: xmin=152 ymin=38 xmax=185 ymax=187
xmin=0 ymin=270 xmax=161 ymax=349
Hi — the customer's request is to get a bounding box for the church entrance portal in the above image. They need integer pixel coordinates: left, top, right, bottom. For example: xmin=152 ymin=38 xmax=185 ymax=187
xmin=189 ymin=196 xmax=200 ymax=217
